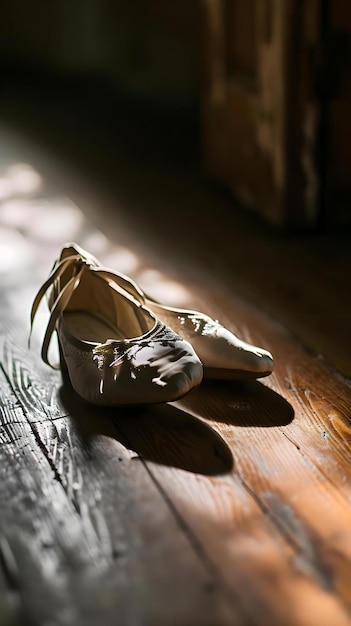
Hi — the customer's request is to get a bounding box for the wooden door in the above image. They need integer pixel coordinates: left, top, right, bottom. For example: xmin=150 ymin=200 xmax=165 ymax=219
xmin=202 ymin=0 xmax=322 ymax=230
xmin=321 ymin=0 xmax=351 ymax=226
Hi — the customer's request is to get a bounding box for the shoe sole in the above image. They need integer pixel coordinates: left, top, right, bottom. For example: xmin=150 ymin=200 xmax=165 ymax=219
xmin=203 ymin=367 xmax=273 ymax=381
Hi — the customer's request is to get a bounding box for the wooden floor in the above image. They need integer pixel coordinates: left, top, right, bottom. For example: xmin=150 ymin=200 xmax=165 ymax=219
xmin=1 ymin=81 xmax=351 ymax=626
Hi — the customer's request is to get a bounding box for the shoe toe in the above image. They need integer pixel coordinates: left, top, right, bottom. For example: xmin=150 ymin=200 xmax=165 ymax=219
xmin=196 ymin=325 xmax=274 ymax=379
xmin=149 ymin=342 xmax=203 ymax=401
xmin=94 ymin=339 xmax=203 ymax=406
xmin=238 ymin=343 xmax=274 ymax=377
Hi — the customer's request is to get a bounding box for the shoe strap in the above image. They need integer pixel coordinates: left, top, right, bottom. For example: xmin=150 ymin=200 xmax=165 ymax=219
xmin=29 ymin=255 xmax=85 ymax=367
xmin=29 ymin=254 xmax=148 ymax=368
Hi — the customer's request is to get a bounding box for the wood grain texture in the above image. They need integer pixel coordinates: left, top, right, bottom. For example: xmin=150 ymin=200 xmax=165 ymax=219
xmin=172 ymin=291 xmax=351 ymax=623
xmin=0 ymin=326 xmax=235 ymax=626
xmin=1 ymin=108 xmax=351 ymax=626
xmin=3 ymin=268 xmax=350 ymax=625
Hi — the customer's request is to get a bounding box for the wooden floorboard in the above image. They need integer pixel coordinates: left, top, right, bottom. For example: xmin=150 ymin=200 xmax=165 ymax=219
xmin=1 ymin=88 xmax=351 ymax=625
xmin=0 ymin=332 xmax=235 ymax=626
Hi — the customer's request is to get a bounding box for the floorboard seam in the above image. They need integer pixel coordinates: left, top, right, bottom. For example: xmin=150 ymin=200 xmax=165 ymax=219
xmin=110 ymin=413 xmax=253 ymax=623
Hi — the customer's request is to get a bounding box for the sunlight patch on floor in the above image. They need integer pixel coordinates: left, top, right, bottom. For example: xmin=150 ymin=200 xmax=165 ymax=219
xmin=0 ymin=161 xmax=190 ymax=308
xmin=1 ymin=197 xmax=83 ymax=241
xmin=136 ymin=268 xmax=189 ymax=305
xmin=0 ymin=162 xmax=42 ymax=200
xmin=0 ymin=226 xmax=33 ymax=273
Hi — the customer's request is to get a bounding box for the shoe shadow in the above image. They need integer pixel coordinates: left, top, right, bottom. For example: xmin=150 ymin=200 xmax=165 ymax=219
xmin=58 ymin=382 xmax=234 ymax=476
xmin=173 ymin=379 xmax=294 ymax=427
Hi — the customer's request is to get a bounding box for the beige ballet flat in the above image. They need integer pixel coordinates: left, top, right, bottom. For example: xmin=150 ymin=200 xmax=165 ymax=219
xmin=144 ymin=299 xmax=274 ymax=380
xmin=52 ymin=243 xmax=274 ymax=381
xmin=29 ymin=246 xmax=203 ymax=406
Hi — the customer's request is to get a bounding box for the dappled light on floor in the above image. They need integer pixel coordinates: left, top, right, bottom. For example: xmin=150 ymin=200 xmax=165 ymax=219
xmin=0 ymin=226 xmax=33 ymax=274
xmin=0 ymin=161 xmax=190 ymax=307
xmin=137 ymin=268 xmax=190 ymax=304
xmin=0 ymin=162 xmax=42 ymax=200
xmin=1 ymin=97 xmax=351 ymax=626
xmin=1 ymin=197 xmax=83 ymax=242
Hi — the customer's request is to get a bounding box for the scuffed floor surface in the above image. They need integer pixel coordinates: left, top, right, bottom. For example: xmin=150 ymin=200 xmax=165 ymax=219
xmin=1 ymin=91 xmax=351 ymax=626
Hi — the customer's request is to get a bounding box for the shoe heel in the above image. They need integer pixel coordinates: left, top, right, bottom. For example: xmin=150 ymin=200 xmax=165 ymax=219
xmin=58 ymin=339 xmax=72 ymax=385
xmin=58 ymin=339 xmax=67 ymax=372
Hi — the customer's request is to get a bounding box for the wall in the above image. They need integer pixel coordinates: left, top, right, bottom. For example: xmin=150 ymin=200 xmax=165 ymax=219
xmin=0 ymin=1 xmax=202 ymax=108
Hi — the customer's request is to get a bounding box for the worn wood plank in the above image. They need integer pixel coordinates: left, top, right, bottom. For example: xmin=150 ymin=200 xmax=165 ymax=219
xmin=4 ymin=295 xmax=344 ymax=625
xmin=0 ymin=534 xmax=21 ymax=626
xmin=1 ymin=115 xmax=351 ymax=626
xmin=0 ymin=302 xmax=336 ymax=626
xmin=0 ymin=338 xmax=309 ymax=626
xmin=0 ymin=330 xmax=236 ymax=626
xmin=114 ymin=405 xmax=351 ymax=626
xmin=166 ymin=291 xmax=351 ymax=619
xmin=0 ymin=367 xmax=106 ymax=626
xmin=1 ymin=233 xmax=350 ymax=625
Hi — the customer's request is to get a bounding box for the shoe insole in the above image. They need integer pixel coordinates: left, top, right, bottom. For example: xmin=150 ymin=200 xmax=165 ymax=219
xmin=63 ymin=310 xmax=127 ymax=343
